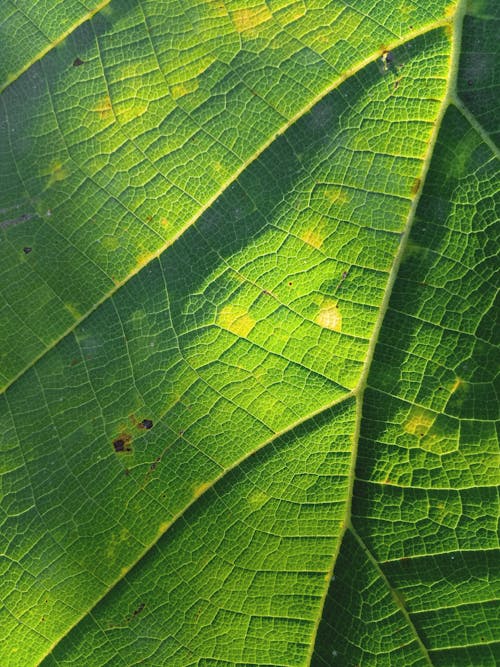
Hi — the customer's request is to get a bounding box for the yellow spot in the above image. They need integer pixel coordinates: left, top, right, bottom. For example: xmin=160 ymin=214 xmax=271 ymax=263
xmin=193 ymin=481 xmax=211 ymax=499
xmin=450 ymin=377 xmax=463 ymax=394
xmin=47 ymin=161 xmax=68 ymax=187
xmin=248 ymin=489 xmax=268 ymax=509
xmin=102 ymin=235 xmax=120 ymax=251
xmin=321 ymin=185 xmax=349 ymax=205
xmin=136 ymin=250 xmax=154 ymax=270
xmin=218 ymin=304 xmax=255 ymax=338
xmin=232 ymin=6 xmax=273 ymax=33
xmin=317 ymin=300 xmax=342 ymax=332
xmin=93 ymin=95 xmax=113 ymax=118
xmin=157 ymin=521 xmax=170 ymax=538
xmin=160 ymin=217 xmax=169 ymax=227
xmin=64 ymin=303 xmax=82 ymax=320
xmin=171 ymin=78 xmax=199 ymax=100
xmin=301 ymin=228 xmax=325 ymax=249
xmin=120 ymin=566 xmax=129 ymax=577
xmin=404 ymin=408 xmax=435 ymax=437
xmin=445 ymin=2 xmax=457 ymax=18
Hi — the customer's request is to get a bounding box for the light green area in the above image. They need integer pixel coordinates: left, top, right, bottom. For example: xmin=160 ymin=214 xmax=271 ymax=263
xmin=0 ymin=1 xmax=498 ymax=666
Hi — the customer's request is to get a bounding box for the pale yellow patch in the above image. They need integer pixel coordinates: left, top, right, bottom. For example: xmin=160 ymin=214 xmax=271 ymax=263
xmin=218 ymin=304 xmax=255 ymax=338
xmin=316 ymin=301 xmax=342 ymax=332
xmin=301 ymin=228 xmax=324 ymax=249
xmin=64 ymin=303 xmax=82 ymax=320
xmin=47 ymin=161 xmax=68 ymax=187
xmin=171 ymin=78 xmax=199 ymax=100
xmin=157 ymin=521 xmax=170 ymax=538
xmin=232 ymin=6 xmax=273 ymax=33
xmin=115 ymin=99 xmax=149 ymax=123
xmin=93 ymin=95 xmax=113 ymax=118
xmin=450 ymin=377 xmax=464 ymax=394
xmin=106 ymin=528 xmax=131 ymax=559
xmin=404 ymin=408 xmax=435 ymax=437
xmin=193 ymin=481 xmax=211 ymax=499
xmin=248 ymin=489 xmax=268 ymax=509
xmin=102 ymin=235 xmax=120 ymax=251
xmin=323 ymin=185 xmax=349 ymax=205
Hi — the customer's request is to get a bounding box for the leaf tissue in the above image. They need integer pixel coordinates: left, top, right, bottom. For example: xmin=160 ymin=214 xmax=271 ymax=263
xmin=0 ymin=1 xmax=498 ymax=665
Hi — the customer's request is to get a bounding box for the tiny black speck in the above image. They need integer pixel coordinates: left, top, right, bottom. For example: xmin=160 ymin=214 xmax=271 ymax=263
xmin=141 ymin=419 xmax=153 ymax=430
xmin=23 ymin=247 xmax=32 ymax=254
xmin=73 ymin=57 xmax=84 ymax=67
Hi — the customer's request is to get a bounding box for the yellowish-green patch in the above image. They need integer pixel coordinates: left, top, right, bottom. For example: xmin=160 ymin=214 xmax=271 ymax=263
xmin=404 ymin=407 xmax=436 ymax=437
xmin=301 ymin=227 xmax=325 ymax=249
xmin=64 ymin=303 xmax=82 ymax=320
xmin=218 ymin=304 xmax=256 ymax=338
xmin=101 ymin=235 xmax=120 ymax=251
xmin=171 ymin=78 xmax=199 ymax=100
xmin=46 ymin=160 xmax=68 ymax=187
xmin=193 ymin=481 xmax=211 ymax=499
xmin=248 ymin=489 xmax=269 ymax=509
xmin=322 ymin=185 xmax=350 ymax=205
xmin=232 ymin=6 xmax=273 ymax=33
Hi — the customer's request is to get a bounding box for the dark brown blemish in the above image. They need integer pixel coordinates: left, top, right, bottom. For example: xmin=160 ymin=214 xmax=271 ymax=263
xmin=73 ymin=58 xmax=84 ymax=67
xmin=411 ymin=178 xmax=421 ymax=195
xmin=467 ymin=79 xmax=473 ymax=86
xmin=132 ymin=602 xmax=145 ymax=617
xmin=126 ymin=602 xmax=145 ymax=623
xmin=138 ymin=418 xmax=153 ymax=430
xmin=288 ymin=281 xmax=293 ymax=286
xmin=113 ymin=434 xmax=132 ymax=453
xmin=23 ymin=246 xmax=32 ymax=254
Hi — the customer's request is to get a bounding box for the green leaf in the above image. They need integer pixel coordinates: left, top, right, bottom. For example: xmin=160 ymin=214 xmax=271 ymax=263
xmin=0 ymin=1 xmax=498 ymax=665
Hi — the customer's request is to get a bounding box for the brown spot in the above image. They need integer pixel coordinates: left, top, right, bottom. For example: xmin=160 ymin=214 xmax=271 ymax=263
xmin=113 ymin=434 xmax=132 ymax=453
xmin=288 ymin=281 xmax=293 ymax=286
xmin=124 ymin=468 xmax=130 ymax=476
xmin=411 ymin=177 xmax=421 ymax=195
xmin=125 ymin=602 xmax=146 ymax=624
xmin=69 ymin=358 xmax=80 ymax=367
xmin=132 ymin=602 xmax=145 ymax=618
xmin=394 ymin=78 xmax=401 ymax=89
xmin=73 ymin=57 xmax=84 ymax=67
xmin=467 ymin=79 xmax=473 ymax=86
xmin=138 ymin=419 xmax=153 ymax=430
xmin=23 ymin=246 xmax=32 ymax=254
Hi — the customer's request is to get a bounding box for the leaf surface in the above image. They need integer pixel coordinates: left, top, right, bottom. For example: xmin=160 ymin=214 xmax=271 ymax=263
xmin=0 ymin=1 xmax=498 ymax=666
